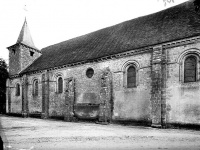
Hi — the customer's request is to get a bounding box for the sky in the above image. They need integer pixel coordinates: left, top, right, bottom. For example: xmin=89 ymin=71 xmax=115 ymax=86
xmin=0 ymin=0 xmax=188 ymax=63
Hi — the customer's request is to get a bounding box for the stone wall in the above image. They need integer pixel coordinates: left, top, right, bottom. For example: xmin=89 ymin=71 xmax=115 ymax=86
xmin=7 ymin=50 xmax=152 ymax=122
xmin=20 ymin=45 xmax=41 ymax=73
xmin=48 ymin=71 xmax=65 ymax=117
xmin=112 ymin=53 xmax=152 ymax=122
xmin=44 ymin=52 xmax=152 ymax=121
xmin=7 ymin=39 xmax=200 ymax=126
xmin=166 ymin=42 xmax=200 ymax=125
xmin=8 ymin=45 xmax=21 ymax=75
xmin=8 ymin=77 xmax=22 ymax=113
xmin=8 ymin=44 xmax=41 ymax=75
xmin=27 ymin=73 xmax=42 ymax=114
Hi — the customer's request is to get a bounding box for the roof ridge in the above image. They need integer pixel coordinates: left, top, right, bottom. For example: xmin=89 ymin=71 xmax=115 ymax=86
xmin=22 ymin=0 xmax=200 ymax=74
xmin=41 ymin=0 xmax=191 ymax=51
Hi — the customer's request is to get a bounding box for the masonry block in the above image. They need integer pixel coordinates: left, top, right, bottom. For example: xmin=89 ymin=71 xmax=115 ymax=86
xmin=41 ymin=71 xmax=49 ymax=119
xmin=151 ymin=45 xmax=167 ymax=127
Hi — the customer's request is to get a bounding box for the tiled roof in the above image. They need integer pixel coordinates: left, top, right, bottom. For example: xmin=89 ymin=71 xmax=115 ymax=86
xmin=21 ymin=1 xmax=200 ymax=74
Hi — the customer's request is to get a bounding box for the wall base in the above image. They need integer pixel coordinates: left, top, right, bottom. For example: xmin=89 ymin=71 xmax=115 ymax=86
xmin=151 ymin=124 xmax=162 ymax=128
xmin=41 ymin=113 xmax=48 ymax=119
xmin=22 ymin=112 xmax=28 ymax=118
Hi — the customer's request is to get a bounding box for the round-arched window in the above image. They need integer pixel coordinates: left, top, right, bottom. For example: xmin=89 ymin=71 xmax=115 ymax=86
xmin=86 ymin=68 xmax=94 ymax=78
xmin=184 ymin=55 xmax=197 ymax=82
xmin=127 ymin=65 xmax=136 ymax=88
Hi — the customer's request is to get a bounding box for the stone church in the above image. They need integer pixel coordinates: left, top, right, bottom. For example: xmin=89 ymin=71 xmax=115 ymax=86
xmin=6 ymin=0 xmax=200 ymax=127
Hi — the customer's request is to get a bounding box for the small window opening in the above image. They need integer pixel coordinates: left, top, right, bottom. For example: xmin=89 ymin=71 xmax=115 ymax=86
xmin=16 ymin=83 xmax=20 ymax=96
xmin=30 ymin=51 xmax=34 ymax=56
xmin=12 ymin=49 xmax=16 ymax=54
xmin=86 ymin=68 xmax=94 ymax=78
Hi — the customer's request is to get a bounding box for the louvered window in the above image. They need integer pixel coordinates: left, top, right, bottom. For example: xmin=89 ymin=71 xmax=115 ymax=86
xmin=184 ymin=56 xmax=197 ymax=83
xmin=127 ymin=66 xmax=136 ymax=88
xmin=16 ymin=83 xmax=20 ymax=96
xmin=58 ymin=77 xmax=63 ymax=93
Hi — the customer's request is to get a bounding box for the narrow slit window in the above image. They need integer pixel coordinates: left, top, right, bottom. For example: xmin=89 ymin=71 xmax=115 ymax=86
xmin=58 ymin=77 xmax=63 ymax=93
xmin=184 ymin=56 xmax=197 ymax=83
xmin=33 ymin=80 xmax=38 ymax=96
xmin=16 ymin=83 xmax=20 ymax=96
xmin=12 ymin=49 xmax=16 ymax=54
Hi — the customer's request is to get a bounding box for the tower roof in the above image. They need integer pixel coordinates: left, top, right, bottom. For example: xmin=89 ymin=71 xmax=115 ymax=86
xmin=17 ymin=18 xmax=38 ymax=49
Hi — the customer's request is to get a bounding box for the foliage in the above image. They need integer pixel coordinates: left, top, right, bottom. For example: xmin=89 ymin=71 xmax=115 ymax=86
xmin=0 ymin=58 xmax=8 ymax=94
xmin=194 ymin=0 xmax=200 ymax=12
xmin=0 ymin=58 xmax=8 ymax=113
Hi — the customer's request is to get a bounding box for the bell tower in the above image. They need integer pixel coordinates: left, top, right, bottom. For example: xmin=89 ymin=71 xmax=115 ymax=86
xmin=7 ymin=18 xmax=41 ymax=75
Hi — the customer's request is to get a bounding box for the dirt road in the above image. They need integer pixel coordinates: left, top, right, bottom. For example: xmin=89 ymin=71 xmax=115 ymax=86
xmin=0 ymin=115 xmax=200 ymax=150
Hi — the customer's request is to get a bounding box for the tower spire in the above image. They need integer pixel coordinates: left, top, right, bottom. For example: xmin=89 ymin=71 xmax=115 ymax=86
xmin=16 ymin=18 xmax=37 ymax=49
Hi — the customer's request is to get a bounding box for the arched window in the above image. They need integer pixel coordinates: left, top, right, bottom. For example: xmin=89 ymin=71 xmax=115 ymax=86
xmin=127 ymin=66 xmax=136 ymax=88
xmin=184 ymin=56 xmax=197 ymax=82
xmin=33 ymin=80 xmax=38 ymax=96
xmin=16 ymin=83 xmax=20 ymax=96
xmin=58 ymin=77 xmax=63 ymax=93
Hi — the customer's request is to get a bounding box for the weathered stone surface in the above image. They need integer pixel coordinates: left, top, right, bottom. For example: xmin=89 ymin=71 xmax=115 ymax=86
xmin=27 ymin=73 xmax=42 ymax=114
xmin=7 ymin=40 xmax=200 ymax=127
xmin=64 ymin=77 xmax=75 ymax=122
xmin=41 ymin=71 xmax=49 ymax=119
xmin=99 ymin=68 xmax=112 ymax=123
xmin=151 ymin=45 xmax=164 ymax=127
xmin=8 ymin=44 xmax=41 ymax=76
xmin=21 ymin=75 xmax=28 ymax=117
xmin=165 ymin=42 xmax=200 ymax=126
xmin=8 ymin=78 xmax=22 ymax=114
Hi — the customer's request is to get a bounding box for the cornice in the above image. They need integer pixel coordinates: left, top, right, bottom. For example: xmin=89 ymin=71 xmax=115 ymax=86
xmin=25 ymin=46 xmax=152 ymax=76
xmin=162 ymin=36 xmax=200 ymax=50
xmin=9 ymin=74 xmax=21 ymax=79
xmin=7 ymin=43 xmax=41 ymax=53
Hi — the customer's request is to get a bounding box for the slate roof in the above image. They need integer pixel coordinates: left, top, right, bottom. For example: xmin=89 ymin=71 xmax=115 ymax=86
xmin=21 ymin=0 xmax=200 ymax=74
xmin=17 ymin=18 xmax=38 ymax=50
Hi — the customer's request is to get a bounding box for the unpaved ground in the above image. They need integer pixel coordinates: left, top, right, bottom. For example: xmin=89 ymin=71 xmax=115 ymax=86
xmin=0 ymin=115 xmax=200 ymax=150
